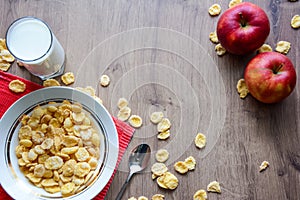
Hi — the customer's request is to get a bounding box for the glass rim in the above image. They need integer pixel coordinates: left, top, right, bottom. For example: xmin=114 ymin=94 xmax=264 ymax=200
xmin=5 ymin=16 xmax=54 ymax=63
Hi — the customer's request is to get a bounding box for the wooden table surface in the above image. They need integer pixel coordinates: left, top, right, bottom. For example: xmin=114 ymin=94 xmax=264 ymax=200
xmin=1 ymin=0 xmax=300 ymax=199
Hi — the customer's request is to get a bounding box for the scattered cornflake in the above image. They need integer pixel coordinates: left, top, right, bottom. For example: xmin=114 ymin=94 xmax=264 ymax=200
xmin=43 ymin=79 xmax=61 ymax=87
xmin=207 ymin=181 xmax=221 ymax=193
xmin=209 ymin=31 xmax=219 ymax=44
xmin=184 ymin=156 xmax=196 ymax=170
xmin=151 ymin=163 xmax=168 ymax=177
xmin=0 ymin=49 xmax=15 ymax=62
xmin=150 ymin=111 xmax=164 ymax=124
xmin=157 ymin=118 xmax=171 ymax=132
xmin=0 ymin=62 xmax=11 ymax=71
xmin=229 ymin=0 xmax=242 ymax=8
xmin=9 ymin=79 xmax=26 ymax=93
xmin=100 ymin=74 xmax=110 ymax=87
xmin=117 ymin=97 xmax=128 ymax=109
xmin=257 ymin=44 xmax=272 ymax=53
xmin=155 ymin=149 xmax=169 ymax=163
xmin=0 ymin=38 xmax=7 ymax=50
xmin=275 ymin=41 xmax=291 ymax=54
xmin=151 ymin=194 xmax=164 ymax=200
xmin=61 ymin=72 xmax=75 ymax=85
xmin=0 ymin=38 xmax=14 ymax=71
xmin=259 ymin=161 xmax=270 ymax=172
xmin=138 ymin=196 xmax=148 ymax=200
xmin=208 ymin=4 xmax=221 ymax=16
xmin=193 ymin=189 xmax=207 ymax=200
xmin=128 ymin=197 xmax=138 ymax=200
xmin=158 ymin=172 xmax=179 ymax=190
xmin=291 ymin=15 xmax=300 ymax=29
xmin=215 ymin=44 xmax=226 ymax=56
xmin=194 ymin=133 xmax=206 ymax=149
xmin=117 ymin=106 xmax=131 ymax=121
xmin=236 ymin=78 xmax=249 ymax=99
xmin=128 ymin=115 xmax=143 ymax=128
xmin=174 ymin=161 xmax=189 ymax=174
xmin=157 ymin=130 xmax=170 ymax=140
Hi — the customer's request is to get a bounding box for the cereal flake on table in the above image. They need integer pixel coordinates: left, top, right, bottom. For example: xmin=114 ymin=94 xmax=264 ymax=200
xmin=174 ymin=161 xmax=189 ymax=174
xmin=259 ymin=160 xmax=270 ymax=172
xmin=0 ymin=38 xmax=15 ymax=71
xmin=236 ymin=78 xmax=249 ymax=99
xmin=128 ymin=114 xmax=143 ymax=128
xmin=193 ymin=189 xmax=207 ymax=200
xmin=215 ymin=43 xmax=226 ymax=56
xmin=43 ymin=79 xmax=61 ymax=87
xmin=157 ymin=172 xmax=178 ymax=190
xmin=117 ymin=106 xmax=132 ymax=121
xmin=151 ymin=194 xmax=165 ymax=200
xmin=157 ymin=118 xmax=171 ymax=132
xmin=229 ymin=0 xmax=243 ymax=8
xmin=100 ymin=74 xmax=110 ymax=87
xmin=209 ymin=31 xmax=219 ymax=44
xmin=207 ymin=181 xmax=221 ymax=193
xmin=257 ymin=44 xmax=272 ymax=53
xmin=138 ymin=196 xmax=148 ymax=200
xmin=157 ymin=130 xmax=170 ymax=140
xmin=150 ymin=111 xmax=164 ymax=124
xmin=195 ymin=133 xmax=206 ymax=149
xmin=208 ymin=4 xmax=221 ymax=16
xmin=117 ymin=97 xmax=129 ymax=109
xmin=155 ymin=149 xmax=169 ymax=163
xmin=184 ymin=156 xmax=196 ymax=170
xmin=9 ymin=79 xmax=26 ymax=93
xmin=61 ymin=72 xmax=75 ymax=85
xmin=275 ymin=41 xmax=291 ymax=54
xmin=291 ymin=15 xmax=300 ymax=29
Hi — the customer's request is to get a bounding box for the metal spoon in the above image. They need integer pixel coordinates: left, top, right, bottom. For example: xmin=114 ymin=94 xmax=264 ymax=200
xmin=115 ymin=143 xmax=151 ymax=200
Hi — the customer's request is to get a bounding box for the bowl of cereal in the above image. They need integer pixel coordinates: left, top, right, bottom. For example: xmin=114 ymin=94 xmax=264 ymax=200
xmin=0 ymin=86 xmax=119 ymax=199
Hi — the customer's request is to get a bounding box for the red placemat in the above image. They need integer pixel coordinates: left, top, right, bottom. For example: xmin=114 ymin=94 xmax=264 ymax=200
xmin=0 ymin=71 xmax=135 ymax=200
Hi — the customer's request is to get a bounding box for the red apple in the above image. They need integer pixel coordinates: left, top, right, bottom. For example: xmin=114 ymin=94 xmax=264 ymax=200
xmin=216 ymin=2 xmax=270 ymax=55
xmin=244 ymin=52 xmax=296 ymax=103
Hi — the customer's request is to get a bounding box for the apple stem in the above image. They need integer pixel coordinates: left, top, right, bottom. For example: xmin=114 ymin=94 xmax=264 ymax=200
xmin=273 ymin=64 xmax=284 ymax=74
xmin=239 ymin=12 xmax=247 ymax=27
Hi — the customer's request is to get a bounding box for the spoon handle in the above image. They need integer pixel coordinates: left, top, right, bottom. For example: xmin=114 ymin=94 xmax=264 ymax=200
xmin=115 ymin=173 xmax=133 ymax=200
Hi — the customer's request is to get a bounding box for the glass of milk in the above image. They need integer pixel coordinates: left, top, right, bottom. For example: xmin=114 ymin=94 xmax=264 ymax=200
xmin=6 ymin=16 xmax=65 ymax=80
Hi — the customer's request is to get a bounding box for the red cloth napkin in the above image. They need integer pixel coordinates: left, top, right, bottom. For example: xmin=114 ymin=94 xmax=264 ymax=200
xmin=0 ymin=71 xmax=134 ymax=200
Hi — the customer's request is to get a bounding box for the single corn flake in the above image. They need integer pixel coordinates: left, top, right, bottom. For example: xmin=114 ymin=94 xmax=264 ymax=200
xmin=207 ymin=181 xmax=221 ymax=193
xmin=0 ymin=38 xmax=7 ymax=50
xmin=185 ymin=156 xmax=196 ymax=170
xmin=161 ymin=172 xmax=179 ymax=190
xmin=137 ymin=196 xmax=148 ymax=200
xmin=157 ymin=118 xmax=171 ymax=132
xmin=157 ymin=130 xmax=170 ymax=140
xmin=174 ymin=161 xmax=189 ymax=174
xmin=229 ymin=0 xmax=242 ymax=8
xmin=150 ymin=111 xmax=164 ymax=124
xmin=61 ymin=182 xmax=75 ymax=196
xmin=151 ymin=194 xmax=165 ymax=200
xmin=151 ymin=162 xmax=168 ymax=176
xmin=100 ymin=74 xmax=110 ymax=87
xmin=117 ymin=106 xmax=131 ymax=121
xmin=208 ymin=4 xmax=221 ymax=16
xmin=117 ymin=97 xmax=128 ymax=109
xmin=9 ymin=80 xmax=26 ymax=93
xmin=0 ymin=49 xmax=15 ymax=62
xmin=156 ymin=175 xmax=168 ymax=189
xmin=61 ymin=72 xmax=75 ymax=85
xmin=275 ymin=41 xmax=291 ymax=54
xmin=128 ymin=114 xmax=143 ymax=128
xmin=259 ymin=161 xmax=270 ymax=172
xmin=193 ymin=189 xmax=207 ymax=200
xmin=291 ymin=15 xmax=300 ymax=29
xmin=257 ymin=44 xmax=272 ymax=53
xmin=155 ymin=149 xmax=169 ymax=163
xmin=195 ymin=133 xmax=206 ymax=149
xmin=44 ymin=156 xmax=64 ymax=170
xmin=215 ymin=44 xmax=226 ymax=56
xmin=209 ymin=31 xmax=219 ymax=44
xmin=236 ymin=78 xmax=249 ymax=99
xmin=0 ymin=62 xmax=11 ymax=71
xmin=43 ymin=79 xmax=61 ymax=87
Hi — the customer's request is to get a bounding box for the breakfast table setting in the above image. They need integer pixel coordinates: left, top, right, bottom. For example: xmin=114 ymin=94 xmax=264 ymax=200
xmin=0 ymin=0 xmax=300 ymax=200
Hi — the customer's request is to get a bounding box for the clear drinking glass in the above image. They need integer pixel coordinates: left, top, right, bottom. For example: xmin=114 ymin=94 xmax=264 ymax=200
xmin=6 ymin=16 xmax=65 ymax=80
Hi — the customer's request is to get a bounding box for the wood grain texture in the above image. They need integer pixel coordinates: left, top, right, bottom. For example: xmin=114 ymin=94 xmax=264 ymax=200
xmin=1 ymin=0 xmax=300 ymax=200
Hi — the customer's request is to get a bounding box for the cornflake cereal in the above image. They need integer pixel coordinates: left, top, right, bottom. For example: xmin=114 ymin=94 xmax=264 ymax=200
xmin=61 ymin=72 xmax=75 ymax=85
xmin=0 ymin=38 xmax=15 ymax=71
xmin=157 ymin=130 xmax=170 ymax=140
xmin=259 ymin=161 xmax=270 ymax=172
xmin=229 ymin=0 xmax=242 ymax=8
xmin=128 ymin=197 xmax=138 ymax=200
xmin=117 ymin=97 xmax=128 ymax=109
xmin=155 ymin=149 xmax=169 ymax=163
xmin=157 ymin=118 xmax=171 ymax=132
xmin=207 ymin=181 xmax=221 ymax=193
xmin=209 ymin=31 xmax=219 ymax=44
xmin=151 ymin=163 xmax=168 ymax=177
xmin=275 ymin=41 xmax=291 ymax=54
xmin=16 ymin=101 xmax=101 ymax=196
xmin=9 ymin=79 xmax=26 ymax=93
xmin=184 ymin=156 xmax=196 ymax=170
xmin=195 ymin=133 xmax=206 ymax=149
xmin=157 ymin=172 xmax=178 ymax=190
xmin=174 ymin=161 xmax=189 ymax=174
xmin=43 ymin=79 xmax=61 ymax=87
xmin=215 ymin=44 xmax=226 ymax=56
xmin=128 ymin=115 xmax=143 ymax=128
xmin=100 ymin=74 xmax=110 ymax=87
xmin=138 ymin=196 xmax=148 ymax=200
xmin=257 ymin=44 xmax=272 ymax=53
xmin=150 ymin=111 xmax=164 ymax=124
xmin=193 ymin=189 xmax=207 ymax=200
xmin=236 ymin=78 xmax=249 ymax=99
xmin=208 ymin=4 xmax=221 ymax=16
xmin=117 ymin=106 xmax=131 ymax=121
xmin=152 ymin=194 xmax=165 ymax=200
xmin=291 ymin=15 xmax=300 ymax=29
